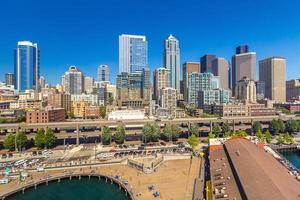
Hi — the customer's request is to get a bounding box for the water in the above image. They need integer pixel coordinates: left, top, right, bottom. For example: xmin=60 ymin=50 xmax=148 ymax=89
xmin=7 ymin=177 xmax=130 ymax=200
xmin=281 ymin=151 xmax=300 ymax=170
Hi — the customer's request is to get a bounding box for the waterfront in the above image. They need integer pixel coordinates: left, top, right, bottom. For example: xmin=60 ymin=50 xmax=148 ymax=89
xmin=281 ymin=150 xmax=300 ymax=169
xmin=7 ymin=177 xmax=129 ymax=200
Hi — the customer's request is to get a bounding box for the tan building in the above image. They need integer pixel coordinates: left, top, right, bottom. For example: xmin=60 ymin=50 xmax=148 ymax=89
xmin=48 ymin=93 xmax=71 ymax=113
xmin=85 ymin=106 xmax=100 ymax=119
xmin=259 ymin=57 xmax=286 ymax=102
xmin=71 ymin=101 xmax=89 ymax=118
xmin=153 ymin=67 xmax=170 ymax=103
xmin=182 ymin=62 xmax=200 ymax=101
xmin=26 ymin=107 xmax=65 ymax=123
xmin=160 ymin=87 xmax=177 ymax=117
xmin=286 ymin=79 xmax=300 ymax=101
xmin=212 ymin=58 xmax=229 ymax=89
xmin=236 ymin=77 xmax=256 ymax=103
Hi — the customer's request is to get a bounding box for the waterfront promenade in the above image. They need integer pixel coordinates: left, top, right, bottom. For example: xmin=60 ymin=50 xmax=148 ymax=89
xmin=0 ymin=158 xmax=200 ymax=200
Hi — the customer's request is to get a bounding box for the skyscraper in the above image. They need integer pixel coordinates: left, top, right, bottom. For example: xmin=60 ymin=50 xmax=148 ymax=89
xmin=97 ymin=65 xmax=110 ymax=82
xmin=61 ymin=66 xmax=84 ymax=95
xmin=212 ymin=58 xmax=229 ymax=90
xmin=200 ymin=54 xmax=216 ymax=73
xmin=119 ymin=34 xmax=148 ymax=73
xmin=39 ymin=76 xmax=45 ymax=89
xmin=259 ymin=57 xmax=286 ymax=102
xmin=236 ymin=45 xmax=249 ymax=54
xmin=14 ymin=41 xmax=40 ymax=91
xmin=153 ymin=67 xmax=170 ymax=103
xmin=182 ymin=62 xmax=200 ymax=101
xmin=84 ymin=76 xmax=94 ymax=94
xmin=163 ymin=34 xmax=180 ymax=91
xmin=232 ymin=45 xmax=256 ymax=96
xmin=236 ymin=77 xmax=257 ymax=103
xmin=5 ymin=73 xmax=14 ymax=86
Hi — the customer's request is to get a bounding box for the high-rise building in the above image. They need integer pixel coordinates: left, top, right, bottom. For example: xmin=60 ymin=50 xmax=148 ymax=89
xmin=256 ymin=81 xmax=265 ymax=100
xmin=163 ymin=34 xmax=180 ymax=91
xmin=84 ymin=76 xmax=94 ymax=94
xmin=236 ymin=77 xmax=256 ymax=103
xmin=39 ymin=76 xmax=45 ymax=90
xmin=48 ymin=93 xmax=71 ymax=113
xmin=259 ymin=57 xmax=286 ymax=102
xmin=286 ymin=79 xmax=300 ymax=101
xmin=5 ymin=73 xmax=14 ymax=86
xmin=14 ymin=41 xmax=40 ymax=91
xmin=236 ymin=45 xmax=249 ymax=54
xmin=160 ymin=87 xmax=177 ymax=117
xmin=198 ymin=89 xmax=229 ymax=108
xmin=200 ymin=54 xmax=216 ymax=73
xmin=119 ymin=34 xmax=148 ymax=73
xmin=212 ymin=58 xmax=229 ymax=90
xmin=182 ymin=62 xmax=200 ymax=101
xmin=153 ymin=67 xmax=170 ymax=103
xmin=61 ymin=66 xmax=84 ymax=95
xmin=97 ymin=65 xmax=110 ymax=82
xmin=116 ymin=68 xmax=150 ymax=108
xmin=232 ymin=45 xmax=256 ymax=96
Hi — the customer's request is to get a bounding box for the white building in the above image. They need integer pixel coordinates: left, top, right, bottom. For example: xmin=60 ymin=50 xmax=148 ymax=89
xmin=61 ymin=66 xmax=84 ymax=95
xmin=108 ymin=110 xmax=145 ymax=120
xmin=84 ymin=76 xmax=94 ymax=94
xmin=97 ymin=65 xmax=110 ymax=82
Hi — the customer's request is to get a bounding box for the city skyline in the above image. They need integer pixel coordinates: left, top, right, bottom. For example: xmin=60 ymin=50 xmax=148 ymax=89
xmin=1 ymin=0 xmax=300 ymax=84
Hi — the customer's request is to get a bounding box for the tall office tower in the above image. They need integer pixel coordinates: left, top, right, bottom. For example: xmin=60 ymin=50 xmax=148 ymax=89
xmin=236 ymin=45 xmax=249 ymax=54
xmin=5 ymin=73 xmax=14 ymax=86
xmin=182 ymin=62 xmax=200 ymax=101
xmin=236 ymin=77 xmax=257 ymax=103
xmin=286 ymin=79 xmax=300 ymax=101
xmin=200 ymin=54 xmax=216 ymax=73
xmin=39 ymin=76 xmax=45 ymax=89
xmin=97 ymin=65 xmax=110 ymax=82
xmin=153 ymin=67 xmax=170 ymax=103
xmin=14 ymin=41 xmax=40 ymax=91
xmin=119 ymin=34 xmax=148 ymax=73
xmin=61 ymin=66 xmax=84 ymax=95
xmin=84 ymin=76 xmax=94 ymax=94
xmin=259 ymin=57 xmax=286 ymax=102
xmin=232 ymin=45 xmax=256 ymax=96
xmin=212 ymin=58 xmax=229 ymax=90
xmin=163 ymin=34 xmax=180 ymax=91
xmin=116 ymin=68 xmax=150 ymax=108
xmin=256 ymin=81 xmax=265 ymax=100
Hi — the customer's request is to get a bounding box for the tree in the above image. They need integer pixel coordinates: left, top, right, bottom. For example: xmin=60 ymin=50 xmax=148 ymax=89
xmin=102 ymin=126 xmax=112 ymax=145
xmin=278 ymin=119 xmax=285 ymax=133
xmin=108 ymin=96 xmax=114 ymax=106
xmin=67 ymin=112 xmax=75 ymax=119
xmin=161 ymin=124 xmax=181 ymax=141
xmin=285 ymin=119 xmax=298 ymax=134
xmin=236 ymin=130 xmax=248 ymax=137
xmin=283 ymin=133 xmax=294 ymax=144
xmin=269 ymin=119 xmax=280 ymax=134
xmin=170 ymin=124 xmax=181 ymax=141
xmin=190 ymin=125 xmax=199 ymax=136
xmin=35 ymin=129 xmax=45 ymax=148
xmin=276 ymin=134 xmax=285 ymax=145
xmin=212 ymin=123 xmax=221 ymax=137
xmin=114 ymin=125 xmax=126 ymax=144
xmin=3 ymin=133 xmax=15 ymax=150
xmin=99 ymin=106 xmax=106 ymax=119
xmin=252 ymin=121 xmax=262 ymax=133
xmin=142 ymin=123 xmax=153 ymax=143
xmin=256 ymin=129 xmax=264 ymax=141
xmin=221 ymin=122 xmax=230 ymax=134
xmin=44 ymin=129 xmax=56 ymax=148
xmin=188 ymin=134 xmax=199 ymax=151
xmin=264 ymin=130 xmax=272 ymax=144
xmin=205 ymin=132 xmax=215 ymax=143
xmin=16 ymin=131 xmax=28 ymax=151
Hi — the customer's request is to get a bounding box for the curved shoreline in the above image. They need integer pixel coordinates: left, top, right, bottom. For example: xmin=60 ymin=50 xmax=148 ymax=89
xmin=0 ymin=173 xmax=135 ymax=200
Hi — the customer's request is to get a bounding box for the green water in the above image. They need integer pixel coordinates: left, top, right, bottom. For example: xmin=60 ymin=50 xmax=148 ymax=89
xmin=7 ymin=177 xmax=130 ymax=200
xmin=281 ymin=151 xmax=300 ymax=170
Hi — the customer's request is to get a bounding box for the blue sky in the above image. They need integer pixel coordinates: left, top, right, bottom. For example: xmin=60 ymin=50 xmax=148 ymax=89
xmin=0 ymin=0 xmax=300 ymax=84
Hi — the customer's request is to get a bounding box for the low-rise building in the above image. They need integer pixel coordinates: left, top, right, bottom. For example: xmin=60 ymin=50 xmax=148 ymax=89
xmin=274 ymin=103 xmax=300 ymax=114
xmin=85 ymin=106 xmax=100 ymax=119
xmin=71 ymin=101 xmax=89 ymax=118
xmin=108 ymin=110 xmax=145 ymax=120
xmin=26 ymin=107 xmax=65 ymax=123
xmin=48 ymin=93 xmax=71 ymax=113
xmin=159 ymin=87 xmax=177 ymax=117
xmin=286 ymin=79 xmax=300 ymax=101
xmin=198 ymin=89 xmax=229 ymax=108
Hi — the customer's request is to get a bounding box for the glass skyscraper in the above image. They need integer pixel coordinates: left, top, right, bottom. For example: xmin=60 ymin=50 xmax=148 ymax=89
xmin=119 ymin=34 xmax=148 ymax=73
xmin=14 ymin=41 xmax=39 ymax=91
xmin=97 ymin=65 xmax=110 ymax=82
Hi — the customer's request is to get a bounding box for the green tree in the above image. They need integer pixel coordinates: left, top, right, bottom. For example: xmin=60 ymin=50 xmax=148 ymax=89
xmin=276 ymin=134 xmax=285 ymax=145
xmin=34 ymin=129 xmax=45 ymax=148
xmin=269 ymin=119 xmax=280 ymax=134
xmin=114 ymin=125 xmax=126 ymax=144
xmin=278 ymin=119 xmax=285 ymax=133
xmin=44 ymin=129 xmax=56 ymax=148
xmin=188 ymin=134 xmax=199 ymax=151
xmin=99 ymin=106 xmax=106 ymax=119
xmin=256 ymin=129 xmax=264 ymax=141
xmin=67 ymin=112 xmax=75 ymax=119
xmin=170 ymin=124 xmax=181 ymax=141
xmin=189 ymin=125 xmax=199 ymax=136
xmin=102 ymin=126 xmax=112 ymax=145
xmin=221 ymin=122 xmax=230 ymax=134
xmin=264 ymin=130 xmax=272 ymax=144
xmin=283 ymin=133 xmax=294 ymax=144
xmin=212 ymin=123 xmax=221 ymax=137
xmin=236 ymin=130 xmax=248 ymax=137
xmin=3 ymin=132 xmax=15 ymax=150
xmin=16 ymin=131 xmax=28 ymax=150
xmin=252 ymin=121 xmax=262 ymax=133
xmin=161 ymin=124 xmax=181 ymax=141
xmin=142 ymin=123 xmax=153 ymax=143
xmin=285 ymin=119 xmax=298 ymax=134
xmin=108 ymin=96 xmax=114 ymax=105
xmin=205 ymin=132 xmax=215 ymax=143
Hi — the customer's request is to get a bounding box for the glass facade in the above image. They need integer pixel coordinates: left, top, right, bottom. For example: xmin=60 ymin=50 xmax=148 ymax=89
xmin=14 ymin=41 xmax=39 ymax=91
